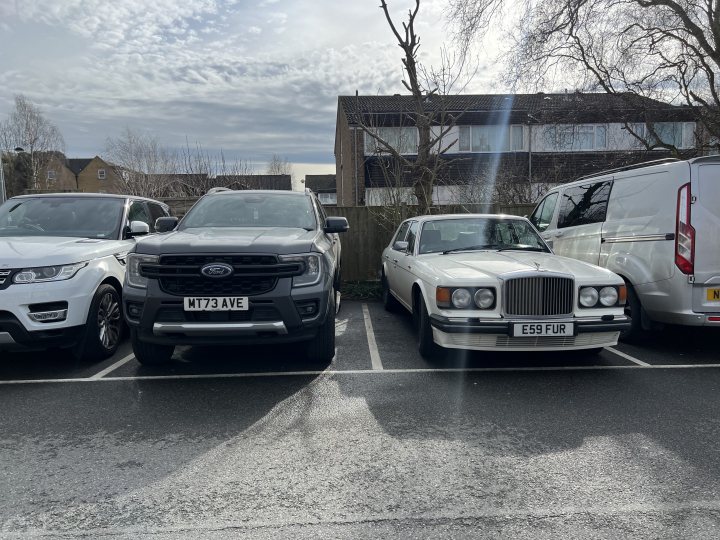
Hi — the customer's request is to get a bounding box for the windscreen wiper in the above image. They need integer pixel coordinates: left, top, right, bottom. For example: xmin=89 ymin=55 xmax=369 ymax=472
xmin=442 ymin=244 xmax=496 ymax=255
xmin=496 ymin=246 xmax=548 ymax=252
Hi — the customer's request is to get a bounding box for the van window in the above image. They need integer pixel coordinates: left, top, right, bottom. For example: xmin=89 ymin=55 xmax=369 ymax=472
xmin=530 ymin=192 xmax=559 ymax=232
xmin=557 ymin=181 xmax=612 ymax=228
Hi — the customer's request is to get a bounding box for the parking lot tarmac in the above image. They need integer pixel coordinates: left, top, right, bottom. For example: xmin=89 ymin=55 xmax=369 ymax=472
xmin=1 ymin=300 xmax=719 ymax=538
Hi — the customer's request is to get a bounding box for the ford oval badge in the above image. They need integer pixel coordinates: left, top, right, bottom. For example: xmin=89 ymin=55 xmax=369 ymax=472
xmin=200 ymin=263 xmax=234 ymax=278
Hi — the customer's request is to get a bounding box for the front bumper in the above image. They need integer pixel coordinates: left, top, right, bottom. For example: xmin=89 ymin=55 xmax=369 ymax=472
xmin=124 ymin=277 xmax=332 ymax=346
xmin=429 ymin=314 xmax=630 ymax=351
xmin=0 ymin=311 xmax=85 ymax=351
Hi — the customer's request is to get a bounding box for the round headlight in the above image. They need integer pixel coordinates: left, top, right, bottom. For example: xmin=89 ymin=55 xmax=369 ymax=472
xmin=451 ymin=288 xmax=472 ymax=309
xmin=599 ymin=286 xmax=618 ymax=307
xmin=579 ymin=287 xmax=599 ymax=307
xmin=474 ymin=288 xmax=495 ymax=309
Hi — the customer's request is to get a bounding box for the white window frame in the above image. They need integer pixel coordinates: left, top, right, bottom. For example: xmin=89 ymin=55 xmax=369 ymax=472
xmin=364 ymin=127 xmax=418 ymax=155
xmin=97 ymin=168 xmax=106 ymax=180
xmin=46 ymin=170 xmax=56 ymax=181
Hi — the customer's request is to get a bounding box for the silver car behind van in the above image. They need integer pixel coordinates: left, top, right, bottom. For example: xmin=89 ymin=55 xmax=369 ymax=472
xmin=529 ymin=157 xmax=720 ymax=338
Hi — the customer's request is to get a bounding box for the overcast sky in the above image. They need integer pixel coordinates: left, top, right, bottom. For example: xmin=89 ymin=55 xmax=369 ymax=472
xmin=0 ymin=0 xmax=503 ymax=178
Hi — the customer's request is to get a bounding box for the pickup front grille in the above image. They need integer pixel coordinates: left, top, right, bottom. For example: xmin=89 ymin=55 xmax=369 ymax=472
xmin=503 ymin=276 xmax=574 ymax=316
xmin=141 ymin=253 xmax=303 ymax=297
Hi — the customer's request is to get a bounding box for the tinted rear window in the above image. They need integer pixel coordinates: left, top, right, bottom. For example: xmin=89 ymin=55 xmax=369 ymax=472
xmin=557 ymin=181 xmax=612 ymax=228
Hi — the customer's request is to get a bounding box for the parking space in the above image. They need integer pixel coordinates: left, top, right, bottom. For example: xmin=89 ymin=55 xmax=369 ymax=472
xmin=1 ymin=300 xmax=717 ymax=384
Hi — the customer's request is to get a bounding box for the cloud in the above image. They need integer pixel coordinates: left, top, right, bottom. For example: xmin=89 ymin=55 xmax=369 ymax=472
xmin=0 ymin=0 xmax=503 ymax=166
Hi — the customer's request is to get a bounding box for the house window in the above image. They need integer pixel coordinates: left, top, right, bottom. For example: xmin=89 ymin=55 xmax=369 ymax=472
xmin=630 ymin=122 xmax=686 ymax=148
xmin=544 ymin=124 xmax=609 ymax=151
xmin=318 ymin=192 xmax=337 ymax=205
xmin=97 ymin=168 xmax=106 ymax=180
xmin=455 ymin=125 xmax=524 ymax=152
xmin=458 ymin=126 xmax=471 ymax=151
xmin=365 ymin=127 xmax=418 ymax=154
xmin=47 ymin=170 xmax=56 ymax=181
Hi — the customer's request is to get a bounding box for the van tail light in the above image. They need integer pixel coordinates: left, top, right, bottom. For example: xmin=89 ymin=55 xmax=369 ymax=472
xmin=675 ymin=182 xmax=695 ymax=275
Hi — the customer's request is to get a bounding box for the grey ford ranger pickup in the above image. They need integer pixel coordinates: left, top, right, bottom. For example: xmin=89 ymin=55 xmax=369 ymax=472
xmin=122 ymin=189 xmax=348 ymax=365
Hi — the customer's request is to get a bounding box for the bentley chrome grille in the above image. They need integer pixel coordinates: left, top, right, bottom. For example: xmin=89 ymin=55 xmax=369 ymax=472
xmin=503 ymin=276 xmax=574 ymax=316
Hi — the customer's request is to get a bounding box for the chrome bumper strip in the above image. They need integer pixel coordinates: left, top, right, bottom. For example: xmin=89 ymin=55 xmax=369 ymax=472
xmin=153 ymin=321 xmax=288 ymax=336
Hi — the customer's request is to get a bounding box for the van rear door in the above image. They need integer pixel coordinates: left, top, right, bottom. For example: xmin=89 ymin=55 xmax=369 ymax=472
xmin=692 ymin=162 xmax=720 ymax=313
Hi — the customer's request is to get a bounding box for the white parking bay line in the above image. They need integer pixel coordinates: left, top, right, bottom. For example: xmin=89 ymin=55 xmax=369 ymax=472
xmin=4 ymin=363 xmax=720 ymax=385
xmin=89 ymin=353 xmax=136 ymax=379
xmin=361 ymin=303 xmax=383 ymax=370
xmin=606 ymin=346 xmax=651 ymax=367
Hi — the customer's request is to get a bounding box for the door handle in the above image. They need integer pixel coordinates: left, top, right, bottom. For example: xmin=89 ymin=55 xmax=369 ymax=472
xmin=392 ymin=258 xmax=398 ymax=264
xmin=554 ymin=231 xmax=564 ymax=237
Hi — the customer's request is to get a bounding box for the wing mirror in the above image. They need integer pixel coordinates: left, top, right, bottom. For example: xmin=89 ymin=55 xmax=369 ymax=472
xmin=126 ymin=220 xmax=150 ymax=238
xmin=155 ymin=216 xmax=179 ymax=233
xmin=324 ymin=216 xmax=349 ymax=234
xmin=393 ymin=240 xmax=409 ymax=252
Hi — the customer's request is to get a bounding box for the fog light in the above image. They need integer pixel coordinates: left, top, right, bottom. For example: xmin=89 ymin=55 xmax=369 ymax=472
xmin=28 ymin=309 xmax=67 ymax=323
xmin=127 ymin=302 xmax=144 ymax=318
xmin=296 ymin=300 xmax=318 ymax=318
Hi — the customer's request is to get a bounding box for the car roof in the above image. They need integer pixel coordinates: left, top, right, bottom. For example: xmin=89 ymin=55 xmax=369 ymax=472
xmin=406 ymin=214 xmax=526 ymax=223
xmin=9 ymin=192 xmax=165 ymax=204
xmin=207 ymin=189 xmax=307 ymax=197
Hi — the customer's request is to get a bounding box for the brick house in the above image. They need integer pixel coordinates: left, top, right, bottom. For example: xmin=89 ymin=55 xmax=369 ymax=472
xmin=335 ymin=93 xmax=701 ymax=206
xmin=70 ymin=157 xmax=122 ymax=193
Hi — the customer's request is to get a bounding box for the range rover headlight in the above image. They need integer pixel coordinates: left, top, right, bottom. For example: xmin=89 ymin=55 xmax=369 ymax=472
xmin=13 ymin=262 xmax=87 ymax=284
xmin=451 ymin=288 xmax=472 ymax=309
xmin=599 ymin=286 xmax=619 ymax=307
xmin=474 ymin=288 xmax=495 ymax=309
xmin=579 ymin=287 xmax=599 ymax=308
xmin=279 ymin=253 xmax=322 ymax=288
xmin=127 ymin=254 xmax=158 ymax=289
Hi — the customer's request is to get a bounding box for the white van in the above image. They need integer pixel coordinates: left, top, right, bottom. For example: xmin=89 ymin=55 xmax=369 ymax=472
xmin=529 ymin=157 xmax=720 ymax=338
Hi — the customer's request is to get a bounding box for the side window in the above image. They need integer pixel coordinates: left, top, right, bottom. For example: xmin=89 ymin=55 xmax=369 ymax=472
xmin=127 ymin=201 xmax=151 ymax=228
xmin=405 ymin=221 xmax=419 ymax=254
xmin=557 ymin=181 xmax=612 ymax=229
xmin=392 ymin=221 xmax=411 ymax=248
xmin=530 ymin=192 xmax=559 ymax=232
xmin=147 ymin=203 xmax=168 ymax=232
xmin=314 ymin=197 xmax=327 ymax=225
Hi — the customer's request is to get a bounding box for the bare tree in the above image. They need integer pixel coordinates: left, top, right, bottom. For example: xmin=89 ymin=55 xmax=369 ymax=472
xmin=448 ymin=0 xmax=720 ymax=151
xmin=265 ymin=154 xmax=293 ymax=176
xmin=0 ymin=94 xmax=65 ymax=190
xmin=104 ymin=128 xmax=178 ymax=198
xmin=355 ymin=0 xmax=470 ymax=216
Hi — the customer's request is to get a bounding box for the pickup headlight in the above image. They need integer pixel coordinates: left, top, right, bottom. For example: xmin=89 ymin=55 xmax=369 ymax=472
xmin=13 ymin=262 xmax=87 ymax=284
xmin=127 ymin=253 xmax=158 ymax=289
xmin=279 ymin=253 xmax=322 ymax=288
xmin=579 ymin=285 xmax=626 ymax=308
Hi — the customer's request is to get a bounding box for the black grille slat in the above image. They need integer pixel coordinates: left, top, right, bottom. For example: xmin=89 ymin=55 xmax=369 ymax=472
xmin=160 ymin=276 xmax=277 ymax=296
xmin=504 ymin=276 xmax=574 ymax=316
xmin=0 ymin=269 xmax=14 ymax=290
xmin=140 ymin=253 xmax=303 ymax=297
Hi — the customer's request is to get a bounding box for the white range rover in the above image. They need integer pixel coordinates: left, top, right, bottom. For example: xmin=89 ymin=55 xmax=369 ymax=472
xmin=0 ymin=193 xmax=170 ymax=360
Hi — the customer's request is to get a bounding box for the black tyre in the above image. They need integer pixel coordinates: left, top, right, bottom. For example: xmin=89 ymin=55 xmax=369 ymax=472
xmin=306 ymin=291 xmax=336 ymax=364
xmin=416 ymin=296 xmax=443 ymax=360
xmin=620 ymin=284 xmax=646 ymax=343
xmin=381 ymin=273 xmax=401 ymax=312
xmin=74 ymin=284 xmax=122 ymax=362
xmin=131 ymin=328 xmax=174 ymax=365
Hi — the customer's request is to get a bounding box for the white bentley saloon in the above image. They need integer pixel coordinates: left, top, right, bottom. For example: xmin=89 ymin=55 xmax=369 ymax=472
xmin=381 ymin=214 xmax=630 ymax=358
